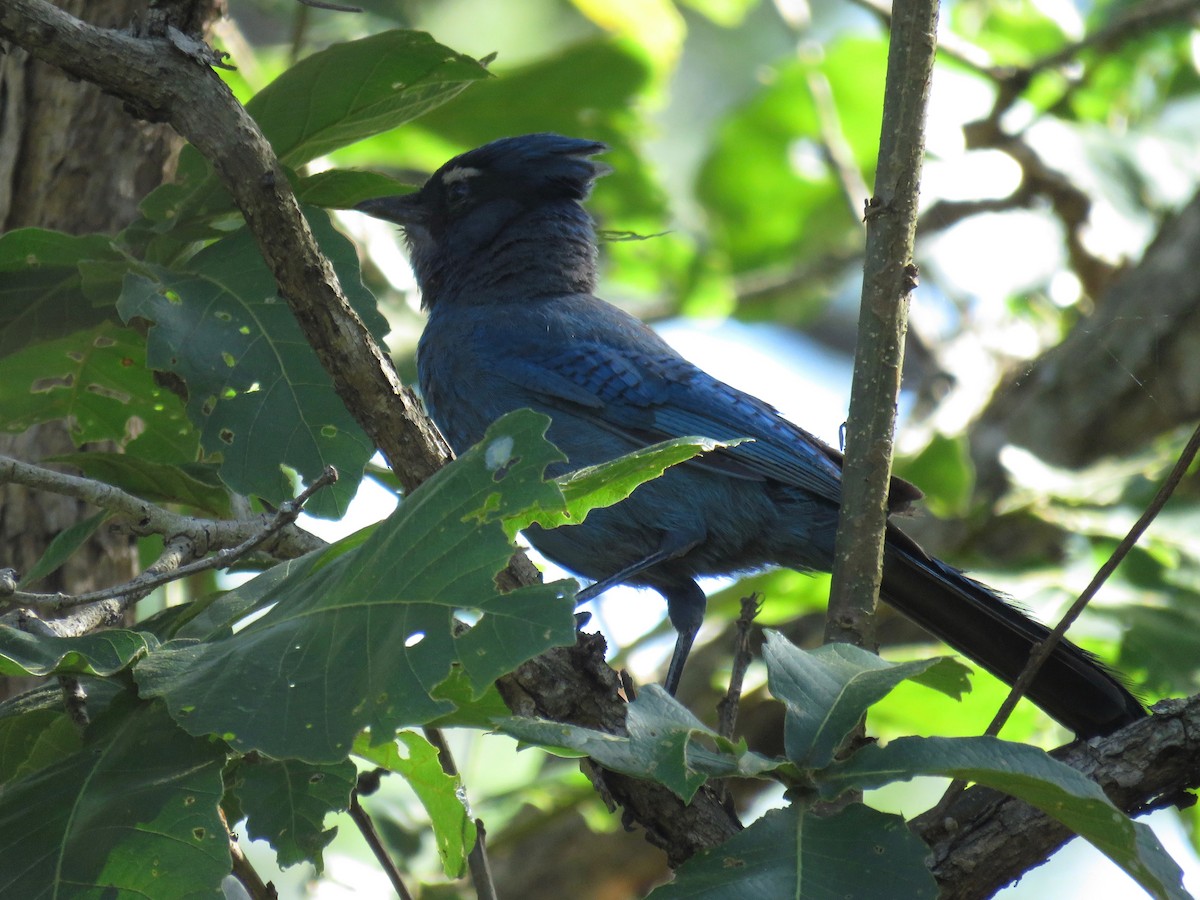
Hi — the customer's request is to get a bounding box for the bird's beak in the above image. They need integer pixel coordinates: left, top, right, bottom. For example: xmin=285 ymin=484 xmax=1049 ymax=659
xmin=354 ymin=192 xmax=427 ymax=226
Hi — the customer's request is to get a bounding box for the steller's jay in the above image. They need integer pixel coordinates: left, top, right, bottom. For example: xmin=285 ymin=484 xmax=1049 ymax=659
xmin=357 ymin=133 xmax=1145 ymax=737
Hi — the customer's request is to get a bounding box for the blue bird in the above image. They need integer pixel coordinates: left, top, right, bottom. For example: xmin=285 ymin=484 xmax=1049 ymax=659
xmin=357 ymin=134 xmax=1144 ymax=737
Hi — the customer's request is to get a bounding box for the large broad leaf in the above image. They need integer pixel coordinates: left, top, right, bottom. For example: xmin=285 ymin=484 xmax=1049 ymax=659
xmin=763 ymin=633 xmax=969 ymax=768
xmin=497 ymin=686 xmax=779 ymax=803
xmin=0 ymin=228 xmax=122 ymax=359
xmin=650 ymin=803 xmax=937 ymax=899
xmin=230 ymin=756 xmax=356 ymax=872
xmin=0 ymin=694 xmax=229 ymax=899
xmin=821 ymin=736 xmax=1188 ymax=900
xmin=117 ymin=208 xmax=386 ymax=518
xmin=48 ymin=453 xmax=232 ymax=518
xmin=147 ymin=31 xmax=490 ymax=224
xmin=294 ymin=169 xmax=416 ymax=210
xmin=0 ymin=628 xmax=156 ymax=678
xmin=354 ymin=731 xmax=476 ymax=878
xmin=250 ymin=31 xmax=489 ymax=170
xmin=0 ymin=319 xmax=198 ymax=462
xmin=134 ymin=410 xmax=579 ymax=763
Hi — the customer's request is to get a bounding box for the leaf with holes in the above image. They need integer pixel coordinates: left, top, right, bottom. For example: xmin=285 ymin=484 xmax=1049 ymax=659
xmin=0 ymin=228 xmax=122 ymax=360
xmin=0 ymin=694 xmax=228 ymax=899
xmin=148 ymin=31 xmax=490 ymax=224
xmin=134 ymin=410 xmax=579 ymax=763
xmin=0 ymin=320 xmax=197 ymax=462
xmin=231 ymin=756 xmax=356 ymax=871
xmin=117 ymin=208 xmax=386 ymax=518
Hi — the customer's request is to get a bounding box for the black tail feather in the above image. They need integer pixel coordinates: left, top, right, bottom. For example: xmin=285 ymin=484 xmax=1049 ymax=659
xmin=881 ymin=527 xmax=1145 ymax=738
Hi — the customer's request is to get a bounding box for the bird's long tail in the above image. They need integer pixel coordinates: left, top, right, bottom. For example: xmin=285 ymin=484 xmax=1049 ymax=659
xmin=880 ymin=527 xmax=1145 ymax=737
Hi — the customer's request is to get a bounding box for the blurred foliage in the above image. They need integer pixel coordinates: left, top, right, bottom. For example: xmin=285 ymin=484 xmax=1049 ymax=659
xmin=5 ymin=0 xmax=1200 ymax=896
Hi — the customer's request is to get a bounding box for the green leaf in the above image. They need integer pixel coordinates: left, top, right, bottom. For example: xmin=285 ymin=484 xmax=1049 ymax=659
xmin=159 ymin=32 xmax=490 ymax=223
xmin=0 ymin=228 xmax=122 ymax=360
xmin=172 ymin=550 xmax=332 ymax=642
xmin=508 ymin=435 xmax=730 ymax=537
xmin=117 ymin=208 xmax=386 ymax=518
xmin=894 ymin=433 xmax=975 ymax=517
xmin=763 ymin=633 xmax=969 ymax=768
xmin=0 ymin=709 xmax=81 ymax=786
xmin=49 ymin=453 xmax=232 ymax=518
xmin=699 ymin=38 xmax=886 ymax=275
xmin=19 ymin=510 xmax=107 ymax=587
xmin=232 ymin=756 xmax=355 ymax=871
xmin=1111 ymin=602 xmax=1200 ymax=696
xmin=497 ymin=686 xmax=778 ymax=802
xmin=650 ymin=803 xmax=937 ymax=899
xmin=0 ymin=628 xmax=156 ymax=678
xmin=822 ymin=736 xmax=1188 ymax=900
xmin=677 ymin=0 xmax=759 ymax=27
xmin=425 ymin=670 xmax=513 ymax=729
xmin=0 ymin=680 xmax=124 ymax=787
xmin=0 ymin=227 xmax=116 ymax=273
xmin=354 ymin=731 xmax=476 ymax=878
xmin=295 ymin=169 xmax=416 ymax=209
xmin=0 ymin=320 xmax=198 ymax=462
xmin=250 ymin=31 xmax=490 ymax=169
xmin=134 ymin=410 xmax=578 ymax=762
xmin=0 ymin=695 xmax=229 ymax=899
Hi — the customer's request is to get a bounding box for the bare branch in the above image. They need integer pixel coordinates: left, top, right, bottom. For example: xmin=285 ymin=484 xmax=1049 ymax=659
xmin=826 ymin=0 xmax=937 ymax=646
xmin=985 ymin=423 xmax=1200 ymax=734
xmin=0 ymin=455 xmax=326 ymax=561
xmin=4 ymin=468 xmax=337 ymax=615
xmin=349 ymin=780 xmax=414 ymax=900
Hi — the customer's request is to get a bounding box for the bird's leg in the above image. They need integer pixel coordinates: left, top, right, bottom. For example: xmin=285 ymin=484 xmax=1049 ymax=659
xmin=573 ymin=528 xmax=702 ymax=603
xmin=662 ymin=579 xmax=707 ymax=696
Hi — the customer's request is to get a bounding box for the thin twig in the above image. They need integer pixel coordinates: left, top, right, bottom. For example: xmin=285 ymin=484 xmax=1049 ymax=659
xmin=0 ymin=454 xmax=326 ymax=561
xmin=5 ymin=468 xmax=337 ymax=612
xmin=826 ymin=0 xmax=938 ymax=645
xmin=469 ymin=819 xmax=498 ymax=900
xmin=984 ymin=422 xmax=1200 ymax=737
xmin=349 ymin=788 xmax=414 ymax=900
xmin=422 ymin=727 xmax=499 ymax=900
xmin=1023 ymin=0 xmax=1200 ymax=77
xmin=296 ymin=0 xmax=362 ymax=11
xmin=716 ymin=594 xmax=762 ymax=741
xmin=224 ymin=806 xmax=278 ymax=900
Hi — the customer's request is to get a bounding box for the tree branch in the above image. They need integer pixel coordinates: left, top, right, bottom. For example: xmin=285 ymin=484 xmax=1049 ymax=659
xmin=826 ymin=0 xmax=937 ymax=646
xmin=5 ymin=5 xmax=1196 ymax=894
xmin=915 ymin=696 xmax=1200 ymax=898
xmin=2 ymin=467 xmax=337 ymax=615
xmin=0 ymin=454 xmax=325 ymax=561
xmin=0 ymin=0 xmax=447 ymax=494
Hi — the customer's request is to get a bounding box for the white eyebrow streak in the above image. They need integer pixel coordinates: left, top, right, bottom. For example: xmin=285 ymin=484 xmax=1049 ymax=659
xmin=442 ymin=166 xmax=482 ymax=184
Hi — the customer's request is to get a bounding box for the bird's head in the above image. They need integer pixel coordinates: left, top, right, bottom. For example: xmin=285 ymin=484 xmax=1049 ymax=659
xmin=356 ymin=134 xmax=610 ymax=306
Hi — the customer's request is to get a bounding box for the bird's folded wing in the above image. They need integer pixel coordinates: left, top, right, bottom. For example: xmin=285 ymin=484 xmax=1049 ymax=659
xmin=484 ymin=335 xmax=847 ymax=504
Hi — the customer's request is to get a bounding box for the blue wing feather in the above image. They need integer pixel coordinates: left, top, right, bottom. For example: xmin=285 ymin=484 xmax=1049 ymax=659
xmin=469 ymin=294 xmax=848 ymax=502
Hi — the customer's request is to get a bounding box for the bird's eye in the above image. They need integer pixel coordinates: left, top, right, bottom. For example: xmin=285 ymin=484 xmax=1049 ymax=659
xmin=445 ymin=179 xmax=471 ymax=207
